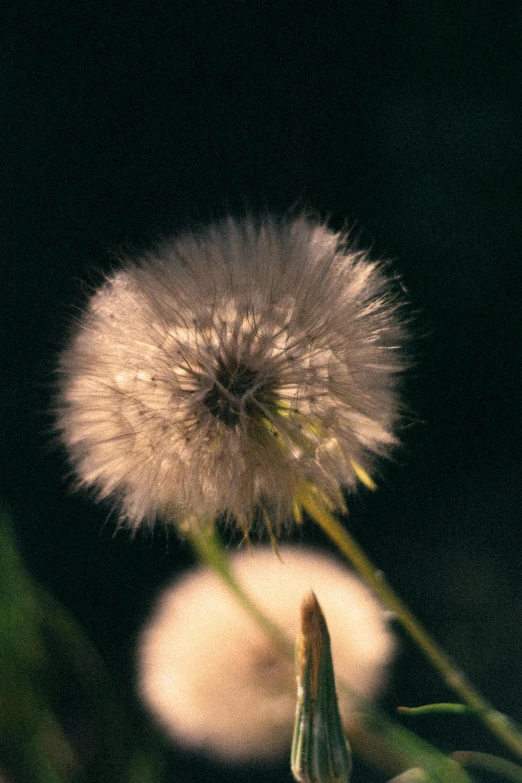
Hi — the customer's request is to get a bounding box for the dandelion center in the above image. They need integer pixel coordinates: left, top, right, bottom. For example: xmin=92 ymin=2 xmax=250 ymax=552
xmin=202 ymin=356 xmax=275 ymax=428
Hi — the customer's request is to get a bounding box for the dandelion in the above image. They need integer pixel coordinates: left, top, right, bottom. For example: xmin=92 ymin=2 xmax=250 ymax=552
xmin=56 ymin=214 xmax=405 ymax=533
xmin=137 ymin=546 xmax=395 ymax=761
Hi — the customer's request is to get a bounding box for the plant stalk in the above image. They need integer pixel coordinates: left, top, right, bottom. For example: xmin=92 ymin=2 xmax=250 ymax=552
xmin=297 ymin=486 xmax=522 ymax=761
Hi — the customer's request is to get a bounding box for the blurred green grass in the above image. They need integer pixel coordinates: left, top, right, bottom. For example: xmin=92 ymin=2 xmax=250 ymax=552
xmin=0 ymin=504 xmax=166 ymax=783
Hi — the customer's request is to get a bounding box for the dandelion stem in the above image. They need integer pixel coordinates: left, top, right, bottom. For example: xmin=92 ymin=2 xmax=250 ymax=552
xmin=297 ymin=486 xmax=522 ymax=761
xmin=186 ymin=522 xmax=473 ymax=781
xmin=185 ymin=520 xmax=478 ymax=782
xmin=185 ymin=523 xmax=293 ymax=656
xmin=451 ymin=752 xmax=522 ymax=783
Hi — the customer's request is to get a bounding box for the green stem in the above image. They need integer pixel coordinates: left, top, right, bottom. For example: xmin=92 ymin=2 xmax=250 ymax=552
xmin=186 ymin=523 xmax=292 ymax=656
xmin=452 ymin=752 xmax=522 ymax=783
xmin=296 ymin=486 xmax=522 ymax=761
xmin=363 ymin=711 xmax=471 ymax=783
xmin=185 ymin=520 xmax=474 ymax=782
xmin=398 ymin=704 xmax=472 ymax=717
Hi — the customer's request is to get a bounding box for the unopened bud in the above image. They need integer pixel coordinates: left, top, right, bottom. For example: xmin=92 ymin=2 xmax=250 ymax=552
xmin=291 ymin=592 xmax=352 ymax=783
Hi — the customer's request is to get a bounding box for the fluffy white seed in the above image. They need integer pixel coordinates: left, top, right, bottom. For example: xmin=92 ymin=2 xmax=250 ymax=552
xmin=137 ymin=546 xmax=395 ymax=761
xmin=56 ymin=215 xmax=405 ymax=532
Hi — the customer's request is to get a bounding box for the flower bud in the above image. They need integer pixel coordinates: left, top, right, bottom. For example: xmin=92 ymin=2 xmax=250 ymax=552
xmin=291 ymin=592 xmax=352 ymax=783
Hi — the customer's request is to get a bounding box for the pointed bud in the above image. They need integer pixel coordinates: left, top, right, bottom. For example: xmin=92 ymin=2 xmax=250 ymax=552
xmin=291 ymin=592 xmax=352 ymax=783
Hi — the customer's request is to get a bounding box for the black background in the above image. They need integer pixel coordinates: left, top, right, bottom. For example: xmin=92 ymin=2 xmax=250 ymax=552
xmin=1 ymin=2 xmax=522 ymax=781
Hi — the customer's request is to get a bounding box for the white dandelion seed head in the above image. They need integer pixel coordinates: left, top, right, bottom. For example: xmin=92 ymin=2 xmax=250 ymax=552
xmin=137 ymin=546 xmax=396 ymax=761
xmin=56 ymin=214 xmax=405 ymax=532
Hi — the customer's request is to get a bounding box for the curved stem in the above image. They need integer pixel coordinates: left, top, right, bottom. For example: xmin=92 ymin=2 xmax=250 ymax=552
xmin=186 ymin=523 xmax=292 ymax=656
xmin=452 ymin=752 xmax=522 ymax=783
xmin=185 ymin=520 xmax=474 ymax=782
xmin=296 ymin=486 xmax=522 ymax=761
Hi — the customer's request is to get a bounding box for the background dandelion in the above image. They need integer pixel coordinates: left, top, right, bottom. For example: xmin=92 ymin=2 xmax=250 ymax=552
xmin=137 ymin=546 xmax=395 ymax=761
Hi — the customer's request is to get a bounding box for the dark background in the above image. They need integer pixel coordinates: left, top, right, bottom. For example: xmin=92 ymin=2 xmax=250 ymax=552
xmin=1 ymin=1 xmax=521 ymax=781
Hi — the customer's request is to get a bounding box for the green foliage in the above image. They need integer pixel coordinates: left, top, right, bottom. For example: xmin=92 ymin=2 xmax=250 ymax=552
xmin=0 ymin=506 xmax=166 ymax=783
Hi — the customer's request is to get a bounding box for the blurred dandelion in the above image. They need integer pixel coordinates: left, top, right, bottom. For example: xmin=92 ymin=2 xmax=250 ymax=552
xmin=137 ymin=546 xmax=395 ymax=761
xmin=56 ymin=214 xmax=405 ymax=534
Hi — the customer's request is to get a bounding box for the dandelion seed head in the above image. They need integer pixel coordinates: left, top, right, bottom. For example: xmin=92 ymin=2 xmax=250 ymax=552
xmin=56 ymin=215 xmax=405 ymax=532
xmin=137 ymin=546 xmax=396 ymax=761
